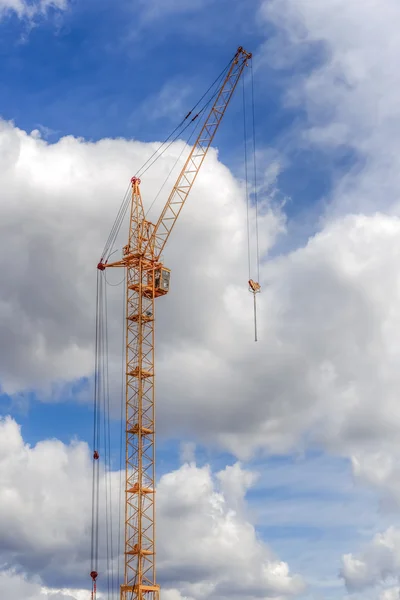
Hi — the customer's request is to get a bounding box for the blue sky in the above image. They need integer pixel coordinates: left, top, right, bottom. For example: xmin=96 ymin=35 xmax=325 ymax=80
xmin=0 ymin=0 xmax=346 ymax=218
xmin=0 ymin=1 xmax=394 ymax=599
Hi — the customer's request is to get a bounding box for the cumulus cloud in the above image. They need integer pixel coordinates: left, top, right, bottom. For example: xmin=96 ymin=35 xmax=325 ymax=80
xmin=158 ymin=210 xmax=400 ymax=457
xmin=261 ymin=0 xmax=400 ymax=217
xmin=351 ymin=451 xmax=400 ymax=510
xmin=6 ymin=0 xmax=400 ymax=597
xmin=162 ymin=591 xmax=195 ymax=600
xmin=0 ymin=416 xmax=95 ymax=588
xmin=341 ymin=527 xmax=400 ymax=592
xmin=254 ymin=2 xmax=400 ymax=595
xmin=3 ymin=0 xmax=400 ymax=467
xmin=0 ymin=120 xmax=166 ymax=393
xmin=0 ymin=569 xmax=94 ymax=600
xmin=0 ymin=120 xmax=283 ymax=425
xmin=157 ymin=460 xmax=304 ymax=599
xmin=0 ymin=416 xmax=302 ymax=599
xmin=7 ymin=0 xmax=400 ymax=469
xmin=5 ymin=108 xmax=400 ymax=461
xmin=380 ymin=588 xmax=400 ymax=600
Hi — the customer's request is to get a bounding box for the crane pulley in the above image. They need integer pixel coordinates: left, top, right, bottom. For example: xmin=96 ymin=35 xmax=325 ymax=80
xmin=91 ymin=45 xmax=258 ymax=600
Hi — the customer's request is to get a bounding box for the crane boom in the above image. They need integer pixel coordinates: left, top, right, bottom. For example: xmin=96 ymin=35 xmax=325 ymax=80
xmin=147 ymin=46 xmax=252 ymax=260
xmin=97 ymin=46 xmax=252 ymax=600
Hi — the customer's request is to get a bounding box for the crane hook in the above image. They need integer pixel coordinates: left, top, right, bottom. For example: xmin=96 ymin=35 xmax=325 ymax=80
xmin=248 ymin=279 xmax=261 ymax=342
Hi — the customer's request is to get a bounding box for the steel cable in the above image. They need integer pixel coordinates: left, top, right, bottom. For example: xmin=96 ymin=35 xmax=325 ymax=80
xmin=101 ymin=52 xmax=236 ymax=264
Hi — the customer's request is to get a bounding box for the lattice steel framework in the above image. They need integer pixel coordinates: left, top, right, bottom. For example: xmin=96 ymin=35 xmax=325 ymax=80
xmin=122 ymin=179 xmax=161 ymax=600
xmin=146 ymin=47 xmax=252 ymax=259
xmin=99 ymin=46 xmax=252 ymax=600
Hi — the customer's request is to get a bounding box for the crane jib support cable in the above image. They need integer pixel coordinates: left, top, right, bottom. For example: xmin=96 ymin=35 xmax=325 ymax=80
xmin=92 ymin=46 xmax=257 ymax=600
xmin=100 ymin=54 xmax=235 ymax=266
xmin=143 ymin=46 xmax=253 ymax=261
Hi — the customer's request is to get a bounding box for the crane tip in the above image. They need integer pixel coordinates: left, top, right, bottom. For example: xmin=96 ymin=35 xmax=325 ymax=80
xmin=237 ymin=46 xmax=252 ymax=60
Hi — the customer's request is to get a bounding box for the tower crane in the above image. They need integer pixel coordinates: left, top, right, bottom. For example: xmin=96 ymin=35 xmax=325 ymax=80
xmin=92 ymin=46 xmax=255 ymax=600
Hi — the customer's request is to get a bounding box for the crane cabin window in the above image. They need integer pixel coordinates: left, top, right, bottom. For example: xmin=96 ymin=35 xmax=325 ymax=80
xmin=153 ymin=268 xmax=170 ymax=293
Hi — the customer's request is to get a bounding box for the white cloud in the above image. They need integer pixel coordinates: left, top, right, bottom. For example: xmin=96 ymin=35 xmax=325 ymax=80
xmin=379 ymin=586 xmax=400 ymax=600
xmin=0 ymin=569 xmax=95 ymax=600
xmin=179 ymin=441 xmax=196 ymax=463
xmin=0 ymin=415 xmax=95 ymax=586
xmin=162 ymin=591 xmax=195 ymax=600
xmin=0 ymin=120 xmax=283 ymax=417
xmin=5 ymin=115 xmax=400 ymax=462
xmin=255 ymin=0 xmax=400 ymax=452
xmin=4 ymin=0 xmax=400 ymax=502
xmin=0 ymin=416 xmax=303 ymax=599
xmin=380 ymin=588 xmax=400 ymax=600
xmin=257 ymin=0 xmax=400 ymax=508
xmin=255 ymin=4 xmax=400 ymax=593
xmin=341 ymin=527 xmax=400 ymax=592
xmin=157 ymin=461 xmax=304 ymax=599
xmin=261 ymin=0 xmax=400 ymax=217
xmin=159 ymin=210 xmax=400 ymax=457
xmin=351 ymin=451 xmax=400 ymax=509
xmin=8 ymin=0 xmax=400 ymax=596
xmin=0 ymin=0 xmax=67 ymax=20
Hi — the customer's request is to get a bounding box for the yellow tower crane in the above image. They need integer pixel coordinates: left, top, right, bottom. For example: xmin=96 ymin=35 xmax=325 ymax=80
xmin=94 ymin=46 xmax=254 ymax=600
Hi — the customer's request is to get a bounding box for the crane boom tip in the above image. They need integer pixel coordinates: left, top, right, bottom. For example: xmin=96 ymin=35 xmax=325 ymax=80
xmin=237 ymin=46 xmax=252 ymax=59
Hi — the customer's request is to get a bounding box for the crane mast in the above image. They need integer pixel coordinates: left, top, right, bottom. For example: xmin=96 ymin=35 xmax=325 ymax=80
xmin=98 ymin=46 xmax=252 ymax=600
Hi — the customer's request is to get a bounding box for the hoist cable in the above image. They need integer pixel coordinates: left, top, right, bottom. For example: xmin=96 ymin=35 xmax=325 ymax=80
xmin=250 ymin=61 xmax=260 ymax=283
xmin=117 ymin=274 xmax=126 ymax=590
xmin=242 ymin=60 xmax=259 ymax=342
xmin=103 ymin=283 xmax=115 ymax=599
xmin=101 ymin=298 xmax=110 ymax=599
xmin=91 ymin=274 xmax=100 ymax=567
xmin=242 ymin=74 xmax=252 ymax=281
xmin=91 ymin=271 xmax=104 ymax=598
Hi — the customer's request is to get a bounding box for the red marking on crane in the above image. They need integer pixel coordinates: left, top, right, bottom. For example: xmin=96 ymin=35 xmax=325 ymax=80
xmin=90 ymin=570 xmax=98 ymax=599
xmin=90 ymin=571 xmax=98 ymax=600
xmin=93 ymin=450 xmax=99 ymax=460
xmin=131 ymin=176 xmax=141 ymax=185
xmin=97 ymin=262 xmax=105 ymax=271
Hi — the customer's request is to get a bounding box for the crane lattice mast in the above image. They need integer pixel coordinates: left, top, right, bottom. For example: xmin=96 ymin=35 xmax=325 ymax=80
xmin=97 ymin=46 xmax=252 ymax=600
